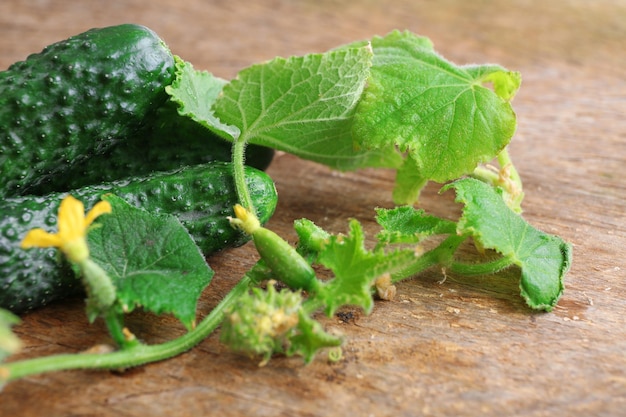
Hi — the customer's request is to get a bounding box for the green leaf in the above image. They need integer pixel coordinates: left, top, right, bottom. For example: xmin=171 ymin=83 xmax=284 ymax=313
xmin=287 ymin=309 xmax=342 ymax=364
xmin=314 ymin=220 xmax=379 ymax=315
xmin=465 ymin=65 xmax=522 ymax=101
xmin=166 ymin=56 xmax=241 ymax=140
xmin=88 ymin=195 xmax=214 ymax=330
xmin=353 ymin=30 xmax=520 ymax=196
xmin=445 ymin=178 xmax=572 ymax=310
xmin=213 ymin=46 xmax=402 ymax=170
xmin=375 ymin=205 xmax=457 ymax=246
xmin=314 ymin=219 xmax=415 ymax=315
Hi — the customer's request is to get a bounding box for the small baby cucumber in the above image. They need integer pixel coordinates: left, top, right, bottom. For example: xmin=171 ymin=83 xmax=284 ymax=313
xmin=0 ymin=24 xmax=176 ymax=198
xmin=231 ymin=205 xmax=319 ymax=293
xmin=0 ymin=162 xmax=278 ymax=314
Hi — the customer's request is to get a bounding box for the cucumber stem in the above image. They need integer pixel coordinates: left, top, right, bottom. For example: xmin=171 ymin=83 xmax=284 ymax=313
xmin=1 ymin=272 xmax=256 ymax=382
xmin=232 ymin=136 xmax=256 ymax=215
xmin=497 ymin=147 xmax=522 ymax=192
xmin=388 ymin=234 xmax=467 ymax=284
xmin=103 ymin=310 xmax=139 ymax=350
xmin=471 ymin=147 xmax=524 ymax=213
xmin=388 ymin=234 xmax=515 ymax=284
xmin=449 ymin=255 xmax=515 ymax=276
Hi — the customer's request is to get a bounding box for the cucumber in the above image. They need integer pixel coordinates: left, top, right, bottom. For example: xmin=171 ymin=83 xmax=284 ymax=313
xmin=26 ymin=98 xmax=275 ymax=194
xmin=0 ymin=24 xmax=176 ymax=198
xmin=0 ymin=162 xmax=278 ymax=314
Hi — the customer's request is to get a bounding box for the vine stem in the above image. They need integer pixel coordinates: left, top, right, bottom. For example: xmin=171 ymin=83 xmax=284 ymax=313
xmin=449 ymin=255 xmax=515 ymax=276
xmin=387 ymin=234 xmax=515 ymax=284
xmin=232 ymin=135 xmax=256 ymax=214
xmin=103 ymin=309 xmax=139 ymax=350
xmin=497 ymin=147 xmax=522 ymax=192
xmin=2 ymin=273 xmax=255 ymax=382
xmin=472 ymin=146 xmax=524 ymax=213
xmin=388 ymin=234 xmax=467 ymax=284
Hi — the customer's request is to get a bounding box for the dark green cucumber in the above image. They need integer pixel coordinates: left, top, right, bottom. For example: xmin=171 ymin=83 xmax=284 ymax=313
xmin=0 ymin=162 xmax=278 ymax=314
xmin=0 ymin=24 xmax=176 ymax=198
xmin=26 ymin=98 xmax=275 ymax=194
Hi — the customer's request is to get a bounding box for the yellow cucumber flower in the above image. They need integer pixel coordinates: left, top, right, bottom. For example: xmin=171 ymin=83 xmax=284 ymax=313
xmin=21 ymin=195 xmax=111 ymax=264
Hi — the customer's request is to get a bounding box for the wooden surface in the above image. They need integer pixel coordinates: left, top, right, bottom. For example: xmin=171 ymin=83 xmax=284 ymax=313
xmin=2 ymin=1 xmax=625 ymax=416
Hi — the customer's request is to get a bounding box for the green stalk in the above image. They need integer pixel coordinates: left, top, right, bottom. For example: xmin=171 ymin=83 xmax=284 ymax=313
xmin=497 ymin=147 xmax=522 ymax=192
xmin=102 ymin=309 xmax=139 ymax=350
xmin=389 ymin=234 xmax=467 ymax=284
xmin=388 ymin=234 xmax=517 ymax=284
xmin=1 ymin=273 xmax=255 ymax=382
xmin=471 ymin=165 xmax=499 ymax=184
xmin=231 ymin=135 xmax=256 ymax=214
xmin=471 ymin=147 xmax=524 ymax=213
xmin=386 ymin=234 xmax=515 ymax=284
xmin=449 ymin=255 xmax=515 ymax=276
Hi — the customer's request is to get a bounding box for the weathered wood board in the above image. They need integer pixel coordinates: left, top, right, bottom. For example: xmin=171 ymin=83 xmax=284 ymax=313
xmin=1 ymin=0 xmax=625 ymax=415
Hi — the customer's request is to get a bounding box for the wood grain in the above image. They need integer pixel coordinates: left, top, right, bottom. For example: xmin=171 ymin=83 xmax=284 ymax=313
xmin=1 ymin=1 xmax=625 ymax=416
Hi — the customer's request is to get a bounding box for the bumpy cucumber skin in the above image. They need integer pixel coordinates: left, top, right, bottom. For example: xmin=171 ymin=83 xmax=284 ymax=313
xmin=0 ymin=162 xmax=278 ymax=314
xmin=0 ymin=197 xmax=78 ymax=315
xmin=0 ymin=24 xmax=176 ymax=198
xmin=27 ymin=98 xmax=275 ymax=194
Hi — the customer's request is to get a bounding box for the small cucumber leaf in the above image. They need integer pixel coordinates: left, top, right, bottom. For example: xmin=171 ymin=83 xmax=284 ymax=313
xmin=166 ymin=56 xmax=241 ymax=140
xmin=445 ymin=178 xmax=572 ymax=310
xmin=287 ymin=309 xmax=342 ymax=364
xmin=88 ymin=195 xmax=214 ymax=330
xmin=375 ymin=206 xmax=457 ymax=246
xmin=314 ymin=219 xmax=414 ymax=315
xmin=353 ymin=30 xmax=520 ymax=199
xmin=314 ymin=220 xmax=378 ymax=315
xmin=212 ymin=46 xmax=402 ymax=170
